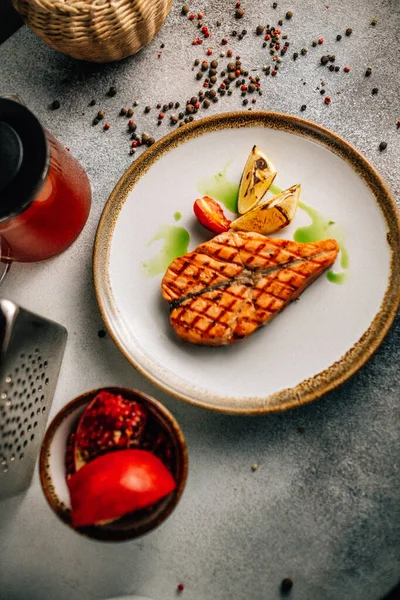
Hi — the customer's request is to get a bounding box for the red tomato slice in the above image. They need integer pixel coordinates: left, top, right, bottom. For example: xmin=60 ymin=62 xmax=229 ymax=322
xmin=67 ymin=449 xmax=176 ymax=527
xmin=193 ymin=196 xmax=231 ymax=234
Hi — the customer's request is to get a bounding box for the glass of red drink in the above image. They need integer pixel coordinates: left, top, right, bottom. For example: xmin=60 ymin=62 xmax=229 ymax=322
xmin=0 ymin=97 xmax=91 ymax=263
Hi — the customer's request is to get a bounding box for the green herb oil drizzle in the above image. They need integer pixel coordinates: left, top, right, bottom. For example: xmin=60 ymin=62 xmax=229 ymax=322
xmin=143 ymin=222 xmax=190 ymax=277
xmin=269 ymin=184 xmax=349 ymax=284
xmin=294 ymin=200 xmax=349 ymax=284
xmin=197 ymin=162 xmax=239 ymax=213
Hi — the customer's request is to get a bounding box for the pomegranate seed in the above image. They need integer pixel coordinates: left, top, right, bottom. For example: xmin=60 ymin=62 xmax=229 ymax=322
xmin=324 ymin=96 xmax=331 ymax=104
xmin=344 ymin=66 xmax=350 ymax=72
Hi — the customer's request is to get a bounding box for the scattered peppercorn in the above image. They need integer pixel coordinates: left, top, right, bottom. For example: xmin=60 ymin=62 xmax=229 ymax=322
xmin=379 ymin=141 xmax=387 ymax=151
xmin=343 ymin=66 xmax=350 ymax=72
xmin=196 ymin=72 xmax=203 ymax=80
xmin=186 ymin=104 xmax=195 ymax=114
xmin=235 ymin=8 xmax=245 ymax=18
xmin=251 ymin=463 xmax=258 ymax=471
xmin=97 ymin=110 xmax=105 ymax=120
xmin=320 ymin=55 xmax=329 ymax=65
xmin=144 ymin=106 xmax=151 ymax=113
xmin=300 ymin=104 xmax=306 ymax=111
xmin=397 ymin=121 xmax=400 ymax=128
xmin=98 ymin=329 xmax=106 ymax=338
xmin=345 ymin=27 xmax=353 ymax=36
xmin=329 ymin=55 xmax=336 ymax=62
xmin=107 ymin=86 xmax=117 ymax=97
xmin=120 ymin=107 xmax=127 ymax=116
xmin=336 ymin=34 xmax=342 ymax=41
xmin=320 ymin=89 xmax=325 ymax=95
xmin=243 ymin=98 xmax=248 ymax=105
xmin=272 ymin=2 xmax=277 ymax=7
xmin=293 ymin=52 xmax=298 ymax=60
xmin=328 ymin=65 xmax=335 ymax=71
xmin=51 ymin=100 xmax=60 ymax=110
xmin=365 ymin=66 xmax=372 ymax=76
xmin=182 ymin=5 xmax=189 ymax=15
xmin=312 ymin=40 xmax=317 ymax=47
xmin=103 ymin=123 xmax=110 ymax=130
xmin=147 ymin=137 xmax=155 ymax=146
xmin=170 ymin=115 xmax=178 ymax=124
xmin=127 ymin=107 xmax=134 ymax=117
xmin=286 ymin=11 xmax=293 ymax=19
xmin=201 ymin=60 xmax=209 ymax=71
xmin=324 ymin=96 xmax=331 ymax=104
xmin=177 ymin=583 xmax=185 ymax=592
xmin=256 ymin=25 xmax=264 ymax=35
xmin=318 ymin=38 xmax=324 ymax=44
xmin=372 ymin=87 xmax=379 ymax=95
xmin=301 ymin=47 xmax=307 ymax=55
xmin=281 ymin=578 xmax=294 ymax=593
xmin=371 ymin=17 xmax=377 ymax=26
xmin=188 ymin=13 xmax=195 ymax=20
xmin=203 ymin=98 xmax=211 ymax=108
xmin=216 ymin=20 xmax=222 ymax=26
xmin=179 ymin=112 xmax=184 ymax=119
xmin=89 ymin=99 xmax=96 ymax=106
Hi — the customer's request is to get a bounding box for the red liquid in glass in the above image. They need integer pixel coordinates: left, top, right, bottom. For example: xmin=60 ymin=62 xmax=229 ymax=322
xmin=0 ymin=133 xmax=91 ymax=262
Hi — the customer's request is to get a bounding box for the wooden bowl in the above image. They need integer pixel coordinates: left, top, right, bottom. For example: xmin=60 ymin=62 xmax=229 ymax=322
xmin=39 ymin=387 xmax=188 ymax=541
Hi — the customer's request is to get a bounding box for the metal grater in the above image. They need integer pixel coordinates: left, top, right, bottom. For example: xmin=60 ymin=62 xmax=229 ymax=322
xmin=0 ymin=298 xmax=67 ymax=498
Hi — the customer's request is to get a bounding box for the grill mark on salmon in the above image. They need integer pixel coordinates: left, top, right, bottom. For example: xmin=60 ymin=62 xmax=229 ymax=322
xmin=162 ymin=231 xmax=339 ymax=346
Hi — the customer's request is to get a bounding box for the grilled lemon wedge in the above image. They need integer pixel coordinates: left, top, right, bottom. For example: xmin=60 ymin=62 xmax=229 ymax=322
xmin=231 ymin=184 xmax=301 ymax=235
xmin=238 ymin=145 xmax=277 ymax=214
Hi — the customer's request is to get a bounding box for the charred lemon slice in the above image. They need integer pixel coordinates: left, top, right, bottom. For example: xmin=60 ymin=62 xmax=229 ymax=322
xmin=238 ymin=145 xmax=277 ymax=214
xmin=231 ymin=184 xmax=301 ymax=235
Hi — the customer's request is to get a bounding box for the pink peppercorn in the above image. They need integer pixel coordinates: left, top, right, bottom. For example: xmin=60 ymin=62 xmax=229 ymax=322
xmin=344 ymin=66 xmax=350 ymax=72
xmin=324 ymin=96 xmax=331 ymax=104
xmin=189 ymin=13 xmax=195 ymax=20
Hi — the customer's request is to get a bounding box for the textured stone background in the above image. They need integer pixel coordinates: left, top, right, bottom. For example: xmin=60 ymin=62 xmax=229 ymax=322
xmin=0 ymin=1 xmax=399 ymax=599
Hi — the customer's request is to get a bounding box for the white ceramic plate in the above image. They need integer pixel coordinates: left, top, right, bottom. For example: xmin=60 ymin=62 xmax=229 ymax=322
xmin=94 ymin=112 xmax=400 ymax=414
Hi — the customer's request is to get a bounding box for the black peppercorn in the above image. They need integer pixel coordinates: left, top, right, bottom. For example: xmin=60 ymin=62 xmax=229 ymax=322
xmin=379 ymin=141 xmax=387 ymax=151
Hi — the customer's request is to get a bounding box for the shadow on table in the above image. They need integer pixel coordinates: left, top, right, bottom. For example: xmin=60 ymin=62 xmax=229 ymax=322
xmin=0 ymin=491 xmax=26 ymax=532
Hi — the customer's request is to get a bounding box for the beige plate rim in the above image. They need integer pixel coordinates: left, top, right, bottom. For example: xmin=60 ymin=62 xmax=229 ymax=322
xmin=93 ymin=111 xmax=400 ymax=415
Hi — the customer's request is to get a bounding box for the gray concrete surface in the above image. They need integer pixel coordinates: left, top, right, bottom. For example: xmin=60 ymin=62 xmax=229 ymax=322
xmin=0 ymin=1 xmax=399 ymax=599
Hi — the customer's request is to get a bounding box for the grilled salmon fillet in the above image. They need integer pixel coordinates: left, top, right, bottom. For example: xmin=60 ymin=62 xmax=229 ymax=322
xmin=162 ymin=231 xmax=339 ymax=346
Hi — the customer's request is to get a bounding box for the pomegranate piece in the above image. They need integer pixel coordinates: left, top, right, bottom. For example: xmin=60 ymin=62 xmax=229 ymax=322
xmin=67 ymin=449 xmax=176 ymax=527
xmin=74 ymin=391 xmax=147 ymax=471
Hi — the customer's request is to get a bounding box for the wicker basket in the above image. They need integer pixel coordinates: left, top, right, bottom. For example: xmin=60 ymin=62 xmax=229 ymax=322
xmin=12 ymin=0 xmax=172 ymax=62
